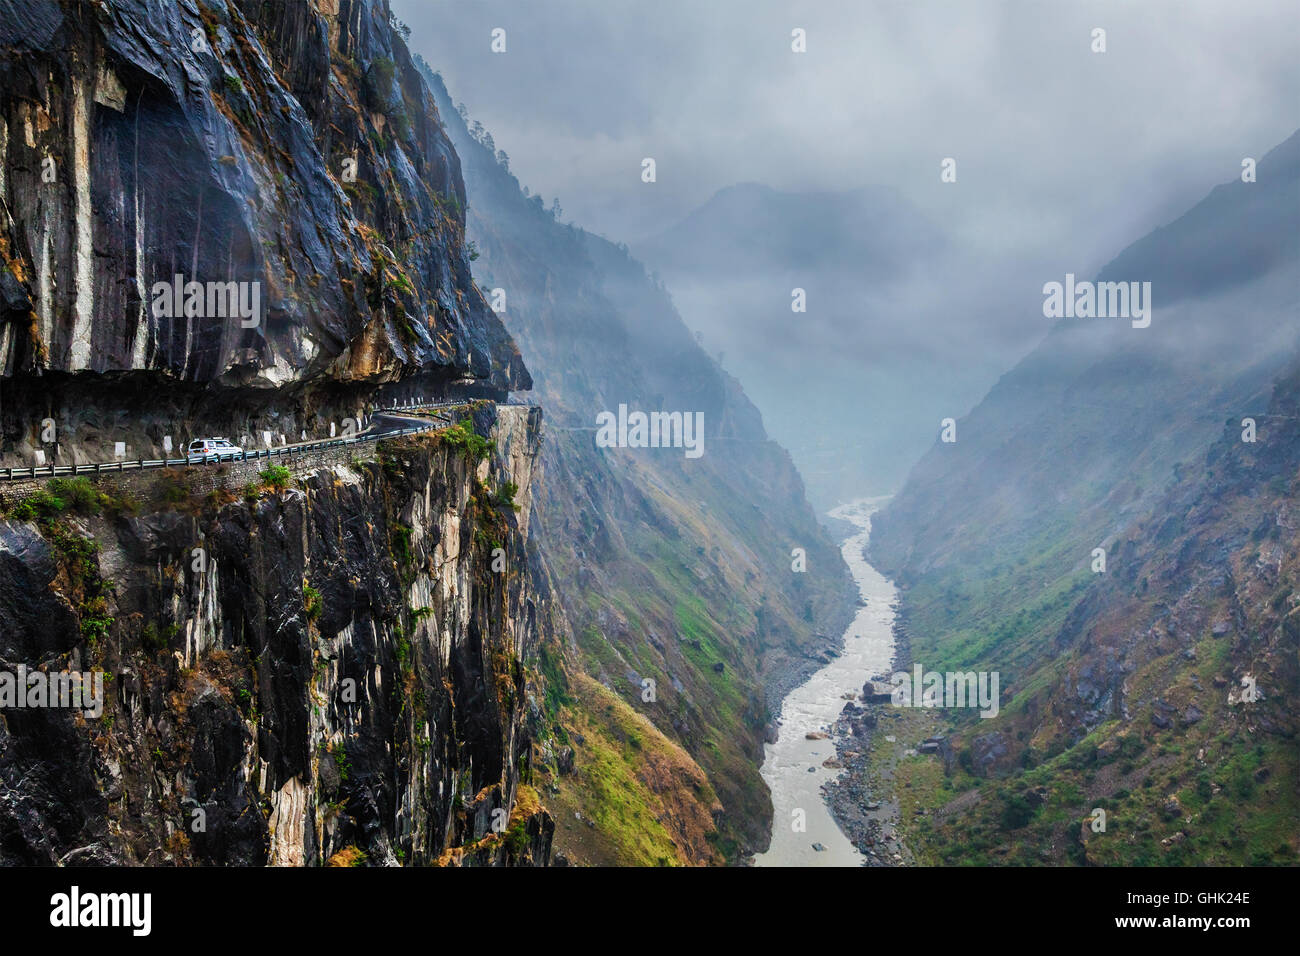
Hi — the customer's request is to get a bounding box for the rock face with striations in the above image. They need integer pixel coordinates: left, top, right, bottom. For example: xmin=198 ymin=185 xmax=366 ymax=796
xmin=0 ymin=403 xmax=557 ymax=866
xmin=0 ymin=0 xmax=527 ymax=465
xmin=0 ymin=1 xmax=557 ymax=867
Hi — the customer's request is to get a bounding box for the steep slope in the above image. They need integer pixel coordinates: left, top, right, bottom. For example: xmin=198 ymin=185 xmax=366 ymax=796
xmin=0 ymin=1 xmax=562 ymax=868
xmin=868 ymin=131 xmax=1300 ymax=864
xmin=0 ymin=0 xmax=527 ymax=465
xmin=426 ymin=70 xmax=857 ymax=861
xmin=874 ymin=130 xmax=1300 ymax=586
xmin=900 ymin=362 xmax=1300 ymax=864
xmin=0 ymin=405 xmax=558 ymax=866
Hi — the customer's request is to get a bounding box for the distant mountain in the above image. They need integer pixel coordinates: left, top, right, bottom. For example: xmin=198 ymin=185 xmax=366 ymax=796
xmin=636 ymin=182 xmax=1003 ymax=508
xmin=874 ymin=129 xmax=1300 ymax=585
xmin=869 ymin=129 xmax=1300 ymax=865
xmin=425 ymin=68 xmax=857 ymax=863
xmin=639 ymin=182 xmax=946 ymax=278
xmin=1096 ymin=129 xmax=1300 ymax=304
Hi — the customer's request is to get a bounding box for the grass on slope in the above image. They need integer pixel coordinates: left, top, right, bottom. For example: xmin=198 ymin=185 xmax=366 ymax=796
xmin=545 ymin=673 xmax=721 ymax=866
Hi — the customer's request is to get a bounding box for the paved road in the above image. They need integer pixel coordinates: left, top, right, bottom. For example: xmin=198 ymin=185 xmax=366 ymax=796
xmin=0 ymin=402 xmax=476 ymax=482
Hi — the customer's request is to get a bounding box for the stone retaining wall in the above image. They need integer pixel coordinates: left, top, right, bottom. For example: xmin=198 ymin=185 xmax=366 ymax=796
xmin=0 ymin=442 xmax=368 ymax=503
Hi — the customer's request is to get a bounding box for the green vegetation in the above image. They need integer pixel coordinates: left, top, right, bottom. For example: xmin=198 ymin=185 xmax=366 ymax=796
xmin=325 ymin=741 xmax=351 ymax=783
xmin=393 ymin=622 xmax=413 ymax=674
xmin=303 ymin=582 xmax=323 ymax=622
xmin=490 ymin=480 xmax=519 ymax=511
xmin=390 ymin=111 xmax=412 ymax=143
xmin=1 ymin=482 xmax=117 ymax=647
xmin=259 ymin=465 xmax=292 ymax=492
xmin=391 ymin=522 xmax=414 ymax=567
xmin=53 ymin=529 xmax=111 ymax=645
xmin=544 ymin=674 xmax=719 ymax=866
xmin=78 ymin=596 xmax=114 ymax=645
xmin=5 ymin=476 xmax=136 ymax=521
xmin=437 ymin=417 xmax=490 ymax=462
xmin=387 ymin=268 xmax=414 ymax=296
xmin=433 ymin=191 xmax=463 ymax=217
xmin=883 ymin=466 xmax=1300 ymax=866
xmin=368 ymin=57 xmax=395 ymax=103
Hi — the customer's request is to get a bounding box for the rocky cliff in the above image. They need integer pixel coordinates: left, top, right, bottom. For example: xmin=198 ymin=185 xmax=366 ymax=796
xmin=0 ymin=403 xmax=557 ymax=865
xmin=0 ymin=0 xmax=527 ymax=466
xmin=0 ymin=0 xmax=558 ymax=867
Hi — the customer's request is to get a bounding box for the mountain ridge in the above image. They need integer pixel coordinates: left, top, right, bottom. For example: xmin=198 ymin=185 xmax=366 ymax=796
xmin=865 ymin=127 xmax=1300 ymax=865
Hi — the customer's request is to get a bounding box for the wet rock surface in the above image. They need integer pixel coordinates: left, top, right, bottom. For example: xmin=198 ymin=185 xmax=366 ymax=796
xmin=0 ymin=0 xmax=527 ymax=465
xmin=0 ymin=405 xmax=555 ymax=866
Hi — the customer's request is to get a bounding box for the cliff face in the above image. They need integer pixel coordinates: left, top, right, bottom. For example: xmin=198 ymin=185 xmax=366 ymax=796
xmin=426 ymin=70 xmax=858 ymax=862
xmin=0 ymin=403 xmax=557 ymax=866
xmin=0 ymin=1 xmax=561 ymax=867
xmin=868 ymin=131 xmax=1300 ymax=865
xmin=0 ymin=0 xmax=527 ymax=465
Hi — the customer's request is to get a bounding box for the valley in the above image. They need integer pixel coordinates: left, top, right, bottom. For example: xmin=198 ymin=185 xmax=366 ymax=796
xmin=0 ymin=0 xmax=1294 ymax=879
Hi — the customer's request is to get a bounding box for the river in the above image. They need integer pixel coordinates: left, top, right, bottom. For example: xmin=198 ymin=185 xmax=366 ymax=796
xmin=753 ymin=496 xmax=898 ymax=866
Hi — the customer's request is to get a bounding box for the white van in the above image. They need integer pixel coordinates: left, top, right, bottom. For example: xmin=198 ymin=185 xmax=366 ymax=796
xmin=187 ymin=437 xmax=243 ymax=462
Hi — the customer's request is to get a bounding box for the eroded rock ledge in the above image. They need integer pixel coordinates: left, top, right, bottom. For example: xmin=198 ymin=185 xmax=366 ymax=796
xmin=0 ymin=403 xmax=557 ymax=866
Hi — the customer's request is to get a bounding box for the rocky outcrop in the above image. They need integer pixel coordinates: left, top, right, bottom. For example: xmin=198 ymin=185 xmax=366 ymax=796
xmin=0 ymin=0 xmax=527 ymax=465
xmin=0 ymin=400 xmax=555 ymax=866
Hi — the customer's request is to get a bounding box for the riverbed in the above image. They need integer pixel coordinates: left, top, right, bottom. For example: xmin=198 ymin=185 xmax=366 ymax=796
xmin=753 ymin=496 xmax=898 ymax=866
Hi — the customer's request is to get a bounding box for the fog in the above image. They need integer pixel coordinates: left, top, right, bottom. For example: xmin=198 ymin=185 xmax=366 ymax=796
xmin=397 ymin=0 xmax=1300 ymax=506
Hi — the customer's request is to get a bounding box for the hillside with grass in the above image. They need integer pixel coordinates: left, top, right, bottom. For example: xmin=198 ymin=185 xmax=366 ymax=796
xmin=870 ymin=130 xmax=1300 ymax=865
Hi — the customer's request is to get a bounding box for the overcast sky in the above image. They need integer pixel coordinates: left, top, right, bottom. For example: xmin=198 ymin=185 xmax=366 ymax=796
xmin=395 ymin=0 xmax=1299 ymax=269
xmin=394 ymin=0 xmax=1299 ymax=504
